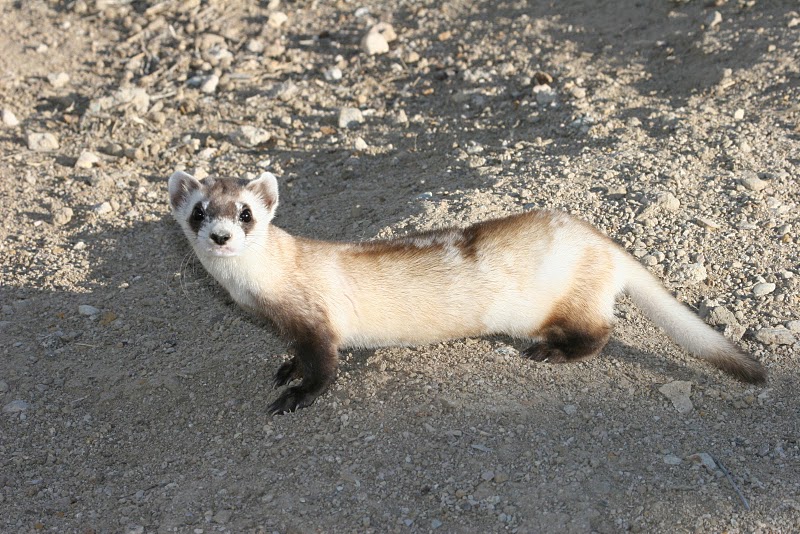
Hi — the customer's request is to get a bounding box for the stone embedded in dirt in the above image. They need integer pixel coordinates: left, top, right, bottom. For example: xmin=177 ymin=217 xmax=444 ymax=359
xmin=324 ymin=67 xmax=343 ymax=82
xmin=268 ymin=11 xmax=288 ymax=28
xmin=734 ymin=108 xmax=745 ymax=120
xmin=663 ymin=454 xmax=682 ymax=465
xmin=353 ymin=137 xmax=368 ymax=151
xmin=52 ymin=206 xmax=73 ymax=226
xmin=703 ymin=305 xmax=736 ymax=326
xmin=2 ymin=108 xmax=19 ymax=127
xmin=755 ymin=327 xmax=796 ymax=346
xmin=247 ymin=39 xmax=265 ymax=53
xmin=0 ymin=380 xmax=8 ymax=393
xmin=47 ymin=72 xmax=70 ymax=88
xmin=533 ymin=84 xmax=557 ymax=104
xmin=94 ymin=202 xmax=113 ymax=216
xmin=688 ymin=452 xmax=718 ymax=472
xmin=229 ymin=125 xmax=271 ymax=147
xmin=372 ymin=22 xmax=397 ymax=42
xmin=752 ymin=282 xmax=776 ymax=297
xmin=787 ymin=320 xmax=800 ymax=334
xmin=654 ymin=192 xmax=680 ymax=211
xmin=74 ymin=150 xmax=100 ymax=169
xmin=78 ymin=305 xmax=100 ymax=316
xmin=706 ymin=11 xmax=722 ymax=29
xmin=2 ymin=400 xmax=29 ymax=414
xmin=739 ymin=172 xmax=768 ymax=191
xmin=338 ymin=107 xmax=364 ymax=128
xmin=200 ymin=74 xmax=220 ymax=94
xmin=658 ymin=381 xmax=693 ymax=414
xmin=361 ymin=31 xmax=389 ymax=56
xmin=27 ymin=132 xmax=59 ymax=152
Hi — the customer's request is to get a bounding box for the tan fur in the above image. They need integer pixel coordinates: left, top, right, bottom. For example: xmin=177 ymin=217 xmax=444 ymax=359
xmin=168 ymin=172 xmax=765 ymax=413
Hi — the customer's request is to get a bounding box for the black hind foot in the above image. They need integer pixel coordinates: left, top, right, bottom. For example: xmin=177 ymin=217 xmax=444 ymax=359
xmin=268 ymin=383 xmax=327 ymax=415
xmin=273 ymin=358 xmax=302 ymax=388
xmin=523 ymin=323 xmax=612 ymax=364
xmin=522 ymin=342 xmax=569 ymax=363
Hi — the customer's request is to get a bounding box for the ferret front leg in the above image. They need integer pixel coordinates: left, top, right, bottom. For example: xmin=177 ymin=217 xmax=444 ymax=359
xmin=273 ymin=357 xmax=302 ymax=388
xmin=268 ymin=339 xmax=339 ymax=415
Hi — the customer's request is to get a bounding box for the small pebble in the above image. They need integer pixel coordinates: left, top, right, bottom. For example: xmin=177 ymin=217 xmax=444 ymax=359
xmin=52 ymin=207 xmax=73 ymax=227
xmin=338 ymin=107 xmax=364 ymax=129
xmin=27 ymin=132 xmax=60 ymax=152
xmin=3 ymin=399 xmax=29 ymax=414
xmin=533 ymin=84 xmax=557 ymax=104
xmin=75 ymin=150 xmax=100 ymax=169
xmin=663 ymin=454 xmax=682 ymax=465
xmin=658 ymin=381 xmax=693 ymax=414
xmin=200 ymin=74 xmax=220 ymax=94
xmin=324 ymin=67 xmax=343 ymax=81
xmin=733 ymin=108 xmax=745 ymax=120
xmin=755 ymin=327 xmax=796 ymax=346
xmin=786 ymin=321 xmax=800 ymax=334
xmin=94 ymin=202 xmax=113 ymax=215
xmin=752 ymin=282 xmax=776 ymax=297
xmin=268 ymin=11 xmax=288 ymax=28
xmin=563 ymin=404 xmax=578 ymax=415
xmin=2 ymin=108 xmax=19 ymax=127
xmin=229 ymin=125 xmax=271 ymax=147
xmin=78 ymin=305 xmax=100 ymax=316
xmin=47 ymin=72 xmax=70 ymax=88
xmin=361 ymin=31 xmax=389 ymax=56
xmin=739 ymin=172 xmax=768 ymax=191
xmin=353 ymin=137 xmax=368 ymax=151
xmin=706 ymin=11 xmax=722 ymax=29
xmin=687 ymin=452 xmax=718 ymax=471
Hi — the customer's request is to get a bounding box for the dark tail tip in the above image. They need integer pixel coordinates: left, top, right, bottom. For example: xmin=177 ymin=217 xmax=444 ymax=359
xmin=711 ymin=349 xmax=767 ymax=384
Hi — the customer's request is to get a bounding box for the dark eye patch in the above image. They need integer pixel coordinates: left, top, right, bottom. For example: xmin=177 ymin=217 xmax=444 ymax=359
xmin=188 ymin=202 xmax=206 ymax=233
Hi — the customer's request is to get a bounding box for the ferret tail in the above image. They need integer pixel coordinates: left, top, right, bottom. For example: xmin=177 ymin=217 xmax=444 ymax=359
xmin=618 ymin=252 xmax=766 ymax=383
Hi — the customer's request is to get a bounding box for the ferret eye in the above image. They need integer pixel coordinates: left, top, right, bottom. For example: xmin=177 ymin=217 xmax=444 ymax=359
xmin=192 ymin=205 xmax=205 ymax=221
xmin=239 ymin=208 xmax=252 ymax=223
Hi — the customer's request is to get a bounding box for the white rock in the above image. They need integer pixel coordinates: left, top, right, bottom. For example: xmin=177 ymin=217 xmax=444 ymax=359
xmin=353 ymin=137 xmax=368 ymax=151
xmin=78 ymin=305 xmax=100 ymax=316
xmin=268 ymin=11 xmax=288 ymax=28
xmin=113 ymin=87 xmax=150 ymax=114
xmin=200 ymin=74 xmax=220 ymax=94
xmin=755 ymin=327 xmax=796 ymax=346
xmin=787 ymin=320 xmax=800 ymax=334
xmin=688 ymin=452 xmax=718 ymax=472
xmin=338 ymin=107 xmax=364 ymax=128
xmin=361 ymin=31 xmax=389 ymax=56
xmin=2 ymin=108 xmax=19 ymax=127
xmin=739 ymin=172 xmax=768 ymax=191
xmin=324 ymin=67 xmax=343 ymax=81
xmin=47 ymin=72 xmax=70 ymax=88
xmin=654 ymin=192 xmax=680 ymax=211
xmin=733 ymin=108 xmax=745 ymax=120
xmin=533 ymin=84 xmax=557 ymax=104
xmin=371 ymin=22 xmax=397 ymax=42
xmin=752 ymin=282 xmax=776 ymax=297
xmin=94 ymin=202 xmax=113 ymax=215
xmin=52 ymin=207 xmax=73 ymax=226
xmin=659 ymin=381 xmax=693 ymax=414
xmin=3 ymin=400 xmax=29 ymax=414
xmin=247 ymin=39 xmax=265 ymax=53
xmin=706 ymin=11 xmax=722 ymax=29
xmin=75 ymin=150 xmax=100 ymax=169
xmin=229 ymin=125 xmax=271 ymax=147
xmin=27 ymin=132 xmax=59 ymax=152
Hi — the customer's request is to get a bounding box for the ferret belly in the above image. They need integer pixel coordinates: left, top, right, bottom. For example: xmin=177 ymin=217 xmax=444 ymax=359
xmin=336 ymin=250 xmax=579 ymax=348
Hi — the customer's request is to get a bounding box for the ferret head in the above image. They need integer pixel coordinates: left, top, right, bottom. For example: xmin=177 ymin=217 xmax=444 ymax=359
xmin=168 ymin=171 xmax=279 ymax=258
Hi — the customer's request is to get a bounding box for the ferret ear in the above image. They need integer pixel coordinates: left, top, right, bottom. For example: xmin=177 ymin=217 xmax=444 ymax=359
xmin=247 ymin=172 xmax=279 ymax=213
xmin=168 ymin=171 xmax=201 ymax=210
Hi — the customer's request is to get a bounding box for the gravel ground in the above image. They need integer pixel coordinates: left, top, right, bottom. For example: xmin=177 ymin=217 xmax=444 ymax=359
xmin=1 ymin=1 xmax=799 ymax=532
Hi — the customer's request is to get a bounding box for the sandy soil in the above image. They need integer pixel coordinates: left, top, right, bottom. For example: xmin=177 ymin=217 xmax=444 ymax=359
xmin=1 ymin=1 xmax=799 ymax=532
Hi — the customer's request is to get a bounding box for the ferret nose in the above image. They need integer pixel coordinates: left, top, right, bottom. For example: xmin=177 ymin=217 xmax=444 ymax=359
xmin=210 ymin=232 xmax=230 ymax=245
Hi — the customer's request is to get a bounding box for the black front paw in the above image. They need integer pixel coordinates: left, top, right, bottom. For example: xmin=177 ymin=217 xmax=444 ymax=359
xmin=273 ymin=358 xmax=301 ymax=388
xmin=268 ymin=385 xmax=322 ymax=415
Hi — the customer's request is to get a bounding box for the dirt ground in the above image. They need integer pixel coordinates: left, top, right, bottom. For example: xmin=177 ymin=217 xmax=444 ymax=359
xmin=1 ymin=0 xmax=799 ymax=532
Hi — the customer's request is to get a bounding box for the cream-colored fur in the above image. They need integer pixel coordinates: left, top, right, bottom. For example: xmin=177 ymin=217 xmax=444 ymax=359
xmin=168 ymin=171 xmax=766 ymax=399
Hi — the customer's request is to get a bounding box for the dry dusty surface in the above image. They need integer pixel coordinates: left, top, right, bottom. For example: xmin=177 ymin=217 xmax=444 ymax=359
xmin=1 ymin=1 xmax=799 ymax=532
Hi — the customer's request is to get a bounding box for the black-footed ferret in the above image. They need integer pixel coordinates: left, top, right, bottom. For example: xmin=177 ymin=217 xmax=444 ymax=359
xmin=168 ymin=171 xmax=765 ymax=414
